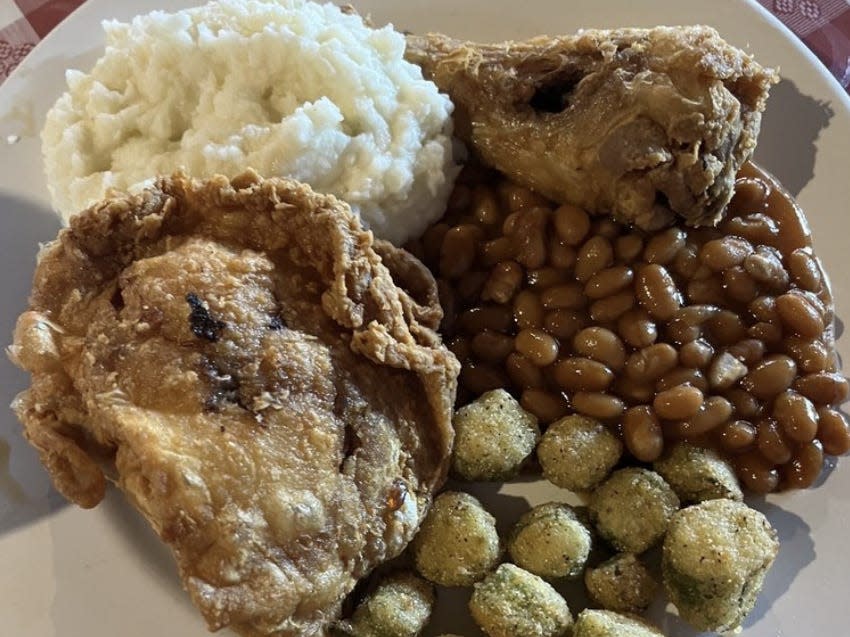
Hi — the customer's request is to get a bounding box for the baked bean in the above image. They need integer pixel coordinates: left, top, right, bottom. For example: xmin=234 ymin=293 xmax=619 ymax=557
xmin=541 ymin=283 xmax=586 ymax=310
xmin=747 ymin=321 xmax=783 ymax=346
xmin=794 ymin=372 xmax=850 ymax=405
xmin=461 ymin=362 xmax=509 ymax=395
xmin=614 ymin=376 xmax=656 ymax=404
xmin=723 ymin=266 xmax=760 ymax=303
xmin=776 ymin=292 xmax=824 ymax=339
xmin=657 ymin=368 xmax=709 ymax=393
xmin=501 ymin=210 xmax=522 ymax=235
xmin=423 ymin=222 xmax=450 ymax=267
xmin=584 ymin=266 xmax=634 ymax=299
xmin=499 ymin=181 xmax=547 ymax=213
xmin=699 ymin=236 xmax=754 ymax=271
xmin=672 ymin=242 xmax=701 ymax=279
xmin=615 ymin=234 xmax=644 ymax=262
xmin=748 ymin=295 xmax=779 ymax=323
xmin=527 ymin=267 xmax=569 ymax=290
xmin=734 ymin=451 xmax=779 ymax=493
xmin=679 ymin=339 xmax=714 ymax=369
xmin=774 ymin=390 xmax=819 ymax=443
xmin=572 ymin=392 xmax=626 ymax=420
xmin=515 ymin=328 xmax=560 ymax=366
xmin=666 ymin=305 xmax=718 ymax=344
xmin=686 ymin=276 xmax=726 ymax=305
xmin=724 ymin=388 xmax=763 ymax=420
xmin=783 ymin=440 xmax=824 ymax=489
xmin=741 ymin=355 xmax=797 ymax=399
xmin=666 ymin=396 xmax=732 ymax=437
xmin=817 ymin=408 xmax=850 ymax=455
xmin=792 ymin=289 xmax=829 ymax=322
xmin=743 ymin=246 xmax=789 ymax=289
xmin=521 ymin=389 xmax=569 ymax=423
xmin=448 ymin=336 xmax=470 ymax=363
xmin=447 ymin=184 xmax=473 ymax=214
xmin=726 ymin=339 xmax=766 ymax=366
xmin=471 ymin=331 xmax=515 ymax=364
xmin=636 ymin=264 xmax=681 ymax=320
xmin=718 ymin=420 xmax=757 ymax=453
xmin=623 ymin=406 xmax=664 ymax=462
xmin=729 ymin=177 xmax=770 ymax=213
xmin=513 ymin=290 xmax=544 ymax=330
xmin=438 ymin=280 xmax=456 ymax=333
xmin=473 ymin=187 xmax=503 ymax=224
xmin=644 ymin=227 xmax=686 ymax=265
xmin=617 ymin=309 xmax=658 ymax=348
xmin=626 ymin=344 xmax=678 ymax=381
xmin=593 ymin=217 xmax=622 ymax=240
xmin=482 ymin=261 xmax=523 ymax=303
xmin=480 ymin=237 xmax=515 ymax=267
xmin=506 ymin=352 xmax=544 ymax=389
xmin=708 ymin=351 xmax=749 ymax=391
xmin=707 ymin=310 xmax=748 ymax=346
xmin=513 ymin=208 xmax=549 ymax=269
xmin=553 ymin=357 xmax=614 ymax=392
xmin=549 ymin=239 xmax=576 ymax=269
xmin=575 ymin=236 xmax=614 ymax=282
xmin=553 ymin=203 xmax=591 ymax=246
xmin=457 ymin=271 xmax=488 ymax=304
xmin=693 ymin=263 xmax=716 ymax=282
xmin=574 ymin=327 xmax=627 ymax=370
xmin=544 ymin=309 xmax=587 ymax=341
xmin=785 ymin=337 xmax=829 ymax=373
xmin=458 ymin=305 xmax=513 ymax=334
xmin=440 ymin=225 xmax=483 ymax=278
xmin=589 ymin=292 xmax=636 ymax=322
xmin=756 ymin=418 xmax=793 ymax=465
xmin=788 ymin=248 xmax=823 ymax=292
xmin=723 ymin=213 xmax=780 ymax=246
xmin=654 ymin=385 xmax=705 ymax=420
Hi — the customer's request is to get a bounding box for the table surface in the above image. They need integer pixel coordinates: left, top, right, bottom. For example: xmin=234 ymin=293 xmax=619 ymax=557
xmin=0 ymin=0 xmax=849 ymax=92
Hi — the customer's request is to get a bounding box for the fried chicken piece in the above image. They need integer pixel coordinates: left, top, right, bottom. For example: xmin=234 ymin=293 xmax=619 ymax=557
xmin=406 ymin=26 xmax=778 ymax=229
xmin=7 ymin=171 xmax=458 ymax=637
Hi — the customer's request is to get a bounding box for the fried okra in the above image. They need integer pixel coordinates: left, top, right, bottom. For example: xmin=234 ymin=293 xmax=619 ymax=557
xmin=507 ymin=502 xmax=592 ymax=579
xmin=663 ymin=499 xmax=779 ymax=633
xmin=338 ymin=572 xmax=434 ymax=637
xmin=470 ymin=564 xmax=573 ymax=637
xmin=584 ymin=553 xmax=658 ymax=613
xmin=452 ymin=389 xmax=540 ymax=481
xmin=589 ymin=468 xmax=679 ymax=554
xmin=653 ymin=442 xmax=743 ymax=504
xmin=571 ymin=610 xmax=664 ymax=637
xmin=537 ymin=415 xmax=623 ymax=491
xmin=412 ymin=491 xmax=501 ymax=587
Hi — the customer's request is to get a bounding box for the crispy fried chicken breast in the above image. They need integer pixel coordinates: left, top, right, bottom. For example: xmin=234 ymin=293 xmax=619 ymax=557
xmin=8 ymin=171 xmax=458 ymax=636
xmin=406 ymin=26 xmax=778 ymax=229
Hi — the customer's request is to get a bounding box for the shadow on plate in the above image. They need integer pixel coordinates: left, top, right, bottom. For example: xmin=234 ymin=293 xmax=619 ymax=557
xmin=100 ymin=489 xmax=187 ymax=597
xmin=0 ymin=192 xmax=66 ymax=535
xmin=756 ymin=78 xmax=834 ymax=197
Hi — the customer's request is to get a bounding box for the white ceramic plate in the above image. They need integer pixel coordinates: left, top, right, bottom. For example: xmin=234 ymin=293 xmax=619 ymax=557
xmin=1 ymin=1 xmax=848 ymax=635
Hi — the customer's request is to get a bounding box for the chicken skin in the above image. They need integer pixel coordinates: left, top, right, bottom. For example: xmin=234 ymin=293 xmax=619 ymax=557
xmin=8 ymin=171 xmax=458 ymax=637
xmin=406 ymin=26 xmax=777 ymax=229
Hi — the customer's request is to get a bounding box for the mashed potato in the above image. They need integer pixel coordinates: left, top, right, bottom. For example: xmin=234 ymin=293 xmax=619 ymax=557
xmin=42 ymin=0 xmax=457 ymax=245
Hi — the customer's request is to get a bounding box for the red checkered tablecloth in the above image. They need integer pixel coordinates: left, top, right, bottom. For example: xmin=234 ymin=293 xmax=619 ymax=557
xmin=1 ymin=0 xmax=849 ymax=90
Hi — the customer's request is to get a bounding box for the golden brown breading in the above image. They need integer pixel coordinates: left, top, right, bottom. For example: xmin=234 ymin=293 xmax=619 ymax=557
xmin=406 ymin=26 xmax=778 ymax=229
xmin=8 ymin=170 xmax=458 ymax=637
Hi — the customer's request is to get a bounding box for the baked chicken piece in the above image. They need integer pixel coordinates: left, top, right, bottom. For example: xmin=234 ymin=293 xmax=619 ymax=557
xmin=406 ymin=26 xmax=778 ymax=229
xmin=8 ymin=171 xmax=458 ymax=636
